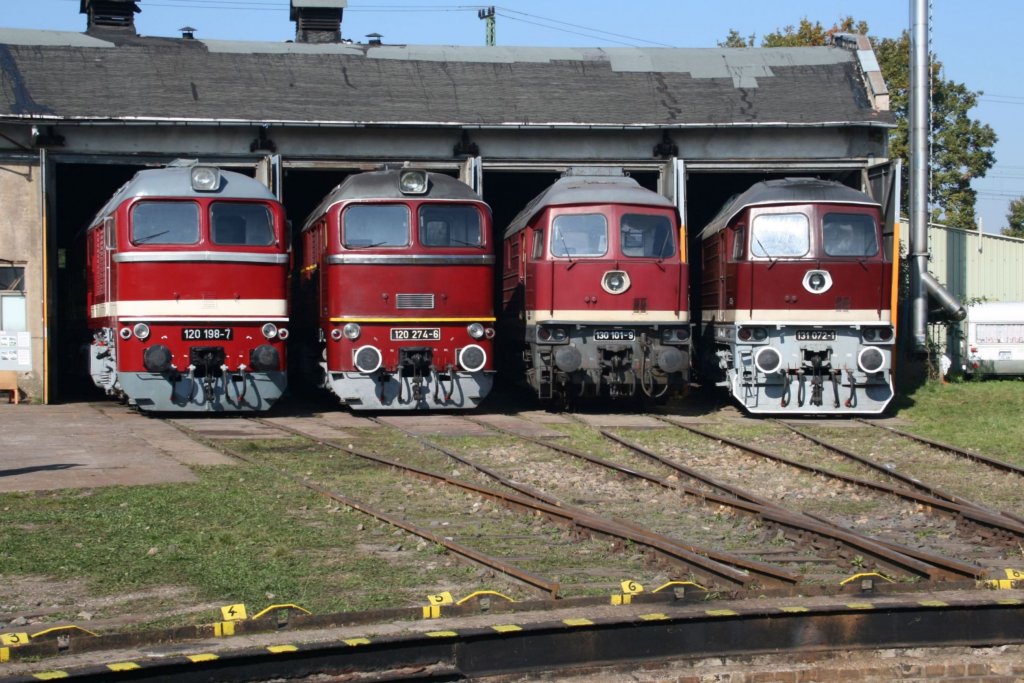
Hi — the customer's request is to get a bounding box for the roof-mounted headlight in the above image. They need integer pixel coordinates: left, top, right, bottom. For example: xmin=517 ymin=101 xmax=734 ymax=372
xmin=190 ymin=166 xmax=220 ymax=192
xmin=399 ymin=169 xmax=428 ymax=195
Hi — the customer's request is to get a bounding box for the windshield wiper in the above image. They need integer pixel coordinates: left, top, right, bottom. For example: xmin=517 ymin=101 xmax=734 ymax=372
xmin=133 ymin=230 xmax=170 ymax=245
xmin=557 ymin=233 xmax=576 ymax=269
xmin=753 ymin=235 xmax=777 ymax=270
xmin=346 ymin=241 xmax=390 ymax=249
xmin=450 ymin=238 xmax=484 ymax=249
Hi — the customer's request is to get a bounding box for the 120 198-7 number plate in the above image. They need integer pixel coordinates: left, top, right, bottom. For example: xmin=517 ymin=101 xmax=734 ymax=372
xmin=182 ymin=327 xmax=233 ymax=341
xmin=390 ymin=328 xmax=441 ymax=341
xmin=795 ymin=329 xmax=836 ymax=341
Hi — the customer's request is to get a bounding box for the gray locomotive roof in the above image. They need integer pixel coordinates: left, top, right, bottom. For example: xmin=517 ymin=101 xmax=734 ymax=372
xmin=0 ymin=28 xmax=891 ymax=128
xmin=89 ymin=163 xmax=276 ymax=227
xmin=301 ymin=169 xmax=483 ymax=233
xmin=504 ymin=172 xmax=674 ymax=238
xmin=699 ymin=178 xmax=882 ymax=238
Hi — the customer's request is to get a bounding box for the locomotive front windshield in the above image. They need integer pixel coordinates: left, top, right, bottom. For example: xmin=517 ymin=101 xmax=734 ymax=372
xmin=419 ymin=204 xmax=483 ymax=247
xmin=131 ymin=201 xmax=200 ymax=245
xmin=750 ymin=213 xmax=810 ymax=258
xmin=621 ymin=213 xmax=674 ymax=258
xmin=342 ymin=205 xmax=410 ymax=248
xmin=822 ymin=212 xmax=879 ymax=257
xmin=211 ymin=202 xmax=275 ymax=246
xmin=551 ymin=214 xmax=608 ymax=257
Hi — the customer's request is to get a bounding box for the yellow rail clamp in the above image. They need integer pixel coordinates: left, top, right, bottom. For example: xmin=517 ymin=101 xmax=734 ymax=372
xmin=344 ymin=638 xmax=371 ymax=647
xmin=267 ymin=645 xmax=298 ymax=654
xmin=610 ymin=593 xmax=632 ymax=606
xmin=30 ymin=626 xmax=99 ymax=640
xmin=1 ymin=647 xmax=8 ymax=663
xmin=30 ymin=671 xmax=69 ymax=680
xmin=187 ymin=654 xmax=219 ymax=663
xmin=839 ymin=572 xmax=895 ymax=587
xmin=455 ymin=591 xmax=515 ymax=606
xmin=1 ymin=633 xmax=30 ymax=647
xmin=620 ymin=580 xmax=644 ymax=595
xmin=220 ymin=604 xmax=248 ymax=621
xmin=421 ymin=605 xmax=442 ymax=620
xmin=106 ymin=662 xmax=141 ymax=672
xmin=652 ymin=580 xmax=707 ymax=593
xmin=250 ymin=604 xmax=313 ymax=620
xmin=981 ymin=569 xmax=1024 ymax=590
xmin=213 ymin=621 xmax=235 ymax=637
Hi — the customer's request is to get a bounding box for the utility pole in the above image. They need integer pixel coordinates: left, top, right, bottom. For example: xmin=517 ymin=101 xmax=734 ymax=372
xmin=478 ymin=6 xmax=495 ymax=46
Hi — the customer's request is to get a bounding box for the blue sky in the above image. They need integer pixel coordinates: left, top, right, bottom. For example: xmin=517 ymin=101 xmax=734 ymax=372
xmin=3 ymin=0 xmax=1021 ymax=233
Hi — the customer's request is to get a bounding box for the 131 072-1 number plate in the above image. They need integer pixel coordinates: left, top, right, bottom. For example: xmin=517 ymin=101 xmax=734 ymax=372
xmin=182 ymin=327 xmax=233 ymax=341
xmin=594 ymin=329 xmax=636 ymax=341
xmin=795 ymin=329 xmax=836 ymax=341
xmin=390 ymin=328 xmax=441 ymax=341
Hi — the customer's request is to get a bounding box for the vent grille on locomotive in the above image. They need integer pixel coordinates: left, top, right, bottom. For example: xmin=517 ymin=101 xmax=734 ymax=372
xmin=396 ymin=293 xmax=435 ymax=310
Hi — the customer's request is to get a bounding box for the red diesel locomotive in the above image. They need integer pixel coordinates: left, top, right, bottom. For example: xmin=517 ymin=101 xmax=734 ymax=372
xmin=698 ymin=178 xmax=896 ymax=414
xmin=86 ymin=162 xmax=290 ymax=412
xmin=298 ymin=168 xmax=495 ymax=410
xmin=501 ymin=169 xmax=690 ymax=402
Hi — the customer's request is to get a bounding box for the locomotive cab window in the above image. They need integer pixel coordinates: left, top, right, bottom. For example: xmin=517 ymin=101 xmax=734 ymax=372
xmin=531 ymin=230 xmax=544 ymax=260
xmin=550 ymin=214 xmax=607 ymax=258
xmin=822 ymin=212 xmax=879 ymax=257
xmin=131 ymin=201 xmax=200 ymax=245
xmin=750 ymin=213 xmax=809 ymax=258
xmin=418 ymin=205 xmax=483 ymax=248
xmin=732 ymin=227 xmax=746 ymax=261
xmin=211 ymin=203 xmax=274 ymax=246
xmin=342 ymin=205 xmax=410 ymax=248
xmin=620 ymin=213 xmax=674 ymax=258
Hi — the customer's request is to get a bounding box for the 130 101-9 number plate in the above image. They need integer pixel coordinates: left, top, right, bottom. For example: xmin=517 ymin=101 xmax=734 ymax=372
xmin=594 ymin=329 xmax=636 ymax=341
xmin=390 ymin=328 xmax=441 ymax=341
xmin=182 ymin=327 xmax=233 ymax=341
xmin=795 ymin=329 xmax=836 ymax=341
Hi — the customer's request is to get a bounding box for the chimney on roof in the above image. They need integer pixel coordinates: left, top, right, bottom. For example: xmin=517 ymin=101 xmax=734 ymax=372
xmin=80 ymin=0 xmax=140 ymax=34
xmin=290 ymin=0 xmax=347 ymax=44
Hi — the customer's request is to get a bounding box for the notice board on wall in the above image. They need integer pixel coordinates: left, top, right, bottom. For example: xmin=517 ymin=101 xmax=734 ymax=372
xmin=0 ymin=330 xmax=31 ymax=371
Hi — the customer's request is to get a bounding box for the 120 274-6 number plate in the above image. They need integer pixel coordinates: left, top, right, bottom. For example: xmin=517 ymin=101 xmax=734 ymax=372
xmin=182 ymin=327 xmax=233 ymax=341
xmin=390 ymin=327 xmax=441 ymax=341
xmin=795 ymin=329 xmax=836 ymax=341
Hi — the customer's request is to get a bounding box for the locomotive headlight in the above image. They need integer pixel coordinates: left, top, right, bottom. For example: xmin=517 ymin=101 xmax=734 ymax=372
xmin=119 ymin=327 xmax=133 ymax=340
xmin=738 ymin=327 xmax=768 ymax=343
xmin=399 ymin=169 xmax=428 ymax=195
xmin=250 ymin=344 xmax=280 ymax=371
xmin=343 ymin=322 xmax=361 ymax=340
xmin=143 ymin=344 xmax=173 ymax=373
xmin=261 ymin=323 xmax=279 ymax=339
xmin=858 ymin=346 xmax=886 ymax=374
xmin=550 ymin=327 xmax=567 ymax=342
xmin=458 ymin=344 xmax=487 ymax=373
xmin=601 ymin=270 xmax=631 ymax=295
xmin=190 ymin=166 xmax=221 ymax=192
xmin=537 ymin=326 xmax=568 ymax=344
xmin=661 ymin=327 xmax=691 ymax=345
xmin=132 ymin=323 xmax=151 ymax=341
xmin=467 ymin=322 xmax=486 ymax=339
xmin=862 ymin=326 xmax=894 ymax=344
xmin=802 ymin=269 xmax=833 ymax=294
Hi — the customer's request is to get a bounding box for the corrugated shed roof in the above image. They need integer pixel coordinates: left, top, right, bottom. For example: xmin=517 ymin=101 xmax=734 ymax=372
xmin=0 ymin=28 xmax=893 ymax=128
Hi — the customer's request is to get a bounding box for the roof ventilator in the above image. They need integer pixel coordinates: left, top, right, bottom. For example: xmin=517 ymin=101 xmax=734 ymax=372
xmin=80 ymin=0 xmax=140 ymax=34
xmin=290 ymin=0 xmax=347 ymax=44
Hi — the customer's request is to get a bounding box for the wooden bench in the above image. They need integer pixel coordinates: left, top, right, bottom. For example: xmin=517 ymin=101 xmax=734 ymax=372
xmin=0 ymin=371 xmax=19 ymax=404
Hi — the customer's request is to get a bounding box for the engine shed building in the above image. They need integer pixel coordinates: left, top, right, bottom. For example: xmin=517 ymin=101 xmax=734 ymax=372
xmin=0 ymin=0 xmax=895 ymax=403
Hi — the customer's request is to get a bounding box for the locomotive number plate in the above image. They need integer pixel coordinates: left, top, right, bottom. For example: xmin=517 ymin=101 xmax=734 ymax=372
xmin=182 ymin=327 xmax=234 ymax=341
xmin=390 ymin=327 xmax=441 ymax=341
xmin=795 ymin=329 xmax=836 ymax=341
xmin=594 ymin=329 xmax=636 ymax=341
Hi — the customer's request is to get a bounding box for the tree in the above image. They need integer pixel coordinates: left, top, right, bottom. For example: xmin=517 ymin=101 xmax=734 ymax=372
xmin=723 ymin=18 xmax=996 ymax=230
xmin=1004 ymin=197 xmax=1024 ymax=238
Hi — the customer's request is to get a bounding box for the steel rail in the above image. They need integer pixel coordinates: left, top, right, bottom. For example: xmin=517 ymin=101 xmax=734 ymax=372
xmin=169 ymin=418 xmax=561 ymax=599
xmin=600 ymin=429 xmax=983 ymax=581
xmin=855 ymin=418 xmax=1024 ymax=477
xmin=660 ymin=417 xmax=1024 ymax=539
xmin=778 ymin=420 xmax=1024 ymax=529
xmin=381 ymin=418 xmax=800 ymax=587
xmin=255 ymin=417 xmax=764 ymax=588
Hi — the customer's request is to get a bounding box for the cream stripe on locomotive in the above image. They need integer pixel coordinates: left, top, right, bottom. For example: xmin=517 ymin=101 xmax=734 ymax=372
xmin=90 ymin=299 xmax=288 ymax=319
xmin=701 ymin=309 xmax=891 ymax=323
xmin=113 ymin=252 xmax=289 ymax=264
xmin=328 ymin=317 xmax=497 ymax=323
xmin=527 ymin=309 xmax=688 ymax=324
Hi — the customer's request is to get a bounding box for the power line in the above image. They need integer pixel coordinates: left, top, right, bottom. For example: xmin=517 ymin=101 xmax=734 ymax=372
xmin=495 ymin=6 xmax=675 ymax=48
